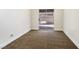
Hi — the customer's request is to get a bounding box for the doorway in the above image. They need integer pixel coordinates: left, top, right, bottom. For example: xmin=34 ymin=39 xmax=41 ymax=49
xmin=39 ymin=9 xmax=54 ymax=30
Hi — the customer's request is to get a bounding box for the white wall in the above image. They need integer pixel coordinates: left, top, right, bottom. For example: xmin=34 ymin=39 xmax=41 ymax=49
xmin=64 ymin=9 xmax=79 ymax=48
xmin=54 ymin=9 xmax=64 ymax=31
xmin=0 ymin=9 xmax=31 ymax=48
xmin=31 ymin=9 xmax=39 ymax=30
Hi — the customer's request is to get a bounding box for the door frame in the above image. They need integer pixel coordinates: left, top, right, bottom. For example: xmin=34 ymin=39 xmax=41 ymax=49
xmin=31 ymin=9 xmax=64 ymax=31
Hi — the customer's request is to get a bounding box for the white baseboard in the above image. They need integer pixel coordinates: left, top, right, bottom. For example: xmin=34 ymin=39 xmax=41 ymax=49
xmin=63 ymin=31 xmax=79 ymax=48
xmin=31 ymin=28 xmax=39 ymax=30
xmin=0 ymin=29 xmax=31 ymax=49
xmin=54 ymin=27 xmax=63 ymax=31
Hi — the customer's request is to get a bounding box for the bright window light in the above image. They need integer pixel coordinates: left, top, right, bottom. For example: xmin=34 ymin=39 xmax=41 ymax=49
xmin=40 ymin=21 xmax=47 ymax=24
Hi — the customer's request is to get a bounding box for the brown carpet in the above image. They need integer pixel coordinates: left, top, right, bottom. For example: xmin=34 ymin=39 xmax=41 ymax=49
xmin=3 ymin=28 xmax=77 ymax=49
